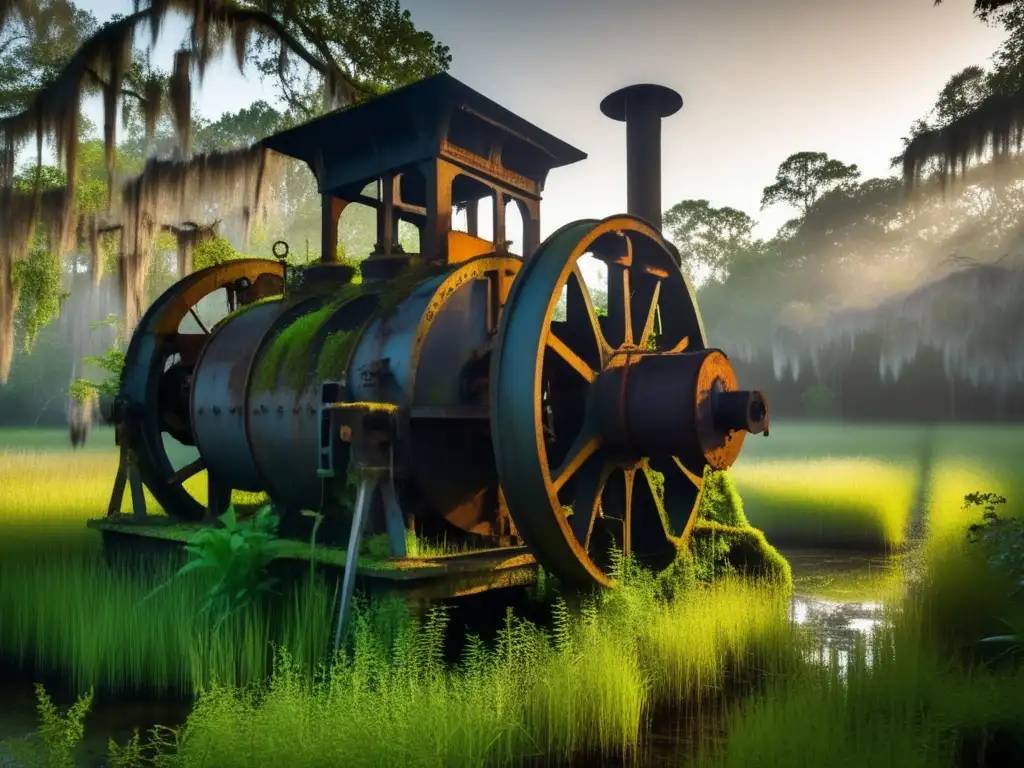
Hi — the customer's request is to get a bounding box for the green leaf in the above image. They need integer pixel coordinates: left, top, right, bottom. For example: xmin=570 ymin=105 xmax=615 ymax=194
xmin=979 ymin=635 xmax=1021 ymax=645
xmin=176 ymin=559 xmax=213 ymax=576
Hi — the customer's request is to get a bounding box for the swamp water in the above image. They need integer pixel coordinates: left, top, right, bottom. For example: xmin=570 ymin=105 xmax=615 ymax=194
xmin=0 ymin=548 xmax=892 ymax=767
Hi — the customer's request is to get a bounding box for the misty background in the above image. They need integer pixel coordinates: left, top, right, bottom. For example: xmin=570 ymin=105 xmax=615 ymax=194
xmin=0 ymin=0 xmax=1021 ymax=426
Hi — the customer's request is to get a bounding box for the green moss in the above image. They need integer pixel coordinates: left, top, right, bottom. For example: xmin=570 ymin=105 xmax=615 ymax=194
xmin=698 ymin=466 xmax=749 ymax=527
xmin=376 ymin=257 xmax=441 ymax=318
xmin=251 ymin=284 xmax=367 ymax=394
xmin=316 ymin=330 xmax=359 ymax=383
xmin=337 ymin=401 xmax=400 ymax=413
xmin=252 ymin=259 xmax=443 ymax=395
xmin=690 ymin=520 xmax=791 ymax=586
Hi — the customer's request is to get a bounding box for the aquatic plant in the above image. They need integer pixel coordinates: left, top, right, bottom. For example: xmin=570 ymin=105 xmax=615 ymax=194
xmin=5 ymin=684 xmax=92 ymax=768
xmin=146 ymin=504 xmax=289 ymax=632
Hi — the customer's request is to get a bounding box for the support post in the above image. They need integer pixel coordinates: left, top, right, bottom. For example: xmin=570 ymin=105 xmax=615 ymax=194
xmin=333 ymin=472 xmax=377 ymax=655
xmin=321 ymin=194 xmax=347 ymax=263
xmin=128 ymin=453 xmax=147 ymax=519
xmin=321 ymin=397 xmax=406 ymax=655
xmin=107 ymin=426 xmax=129 ymax=517
xmin=207 ymin=474 xmax=231 ymax=521
xmin=381 ymin=474 xmax=408 ymax=558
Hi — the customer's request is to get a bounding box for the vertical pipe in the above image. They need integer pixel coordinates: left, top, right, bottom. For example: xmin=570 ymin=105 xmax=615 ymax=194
xmin=600 ymin=84 xmax=684 ymax=230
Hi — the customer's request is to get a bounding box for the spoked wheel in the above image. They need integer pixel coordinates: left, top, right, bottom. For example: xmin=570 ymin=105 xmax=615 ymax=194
xmin=491 ymin=216 xmax=770 ymax=589
xmin=115 ymin=260 xmax=284 ymax=521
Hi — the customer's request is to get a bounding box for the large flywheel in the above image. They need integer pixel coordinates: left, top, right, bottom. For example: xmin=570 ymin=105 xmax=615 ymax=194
xmin=114 ymin=259 xmax=284 ymax=521
xmin=491 ymin=215 xmax=769 ymax=589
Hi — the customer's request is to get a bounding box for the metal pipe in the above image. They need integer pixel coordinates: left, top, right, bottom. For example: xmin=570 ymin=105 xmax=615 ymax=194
xmin=600 ymin=84 xmax=683 ymax=230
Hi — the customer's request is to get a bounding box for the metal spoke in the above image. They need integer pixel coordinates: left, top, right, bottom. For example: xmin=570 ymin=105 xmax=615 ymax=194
xmin=619 ymin=266 xmax=634 ymax=346
xmin=547 ymin=332 xmax=598 ymax=383
xmin=667 ymin=335 xmax=690 ymax=353
xmin=648 ymin=456 xmax=703 ymax=540
xmin=569 ymin=453 xmax=610 ymax=551
xmin=551 ymin=418 xmax=602 ymax=492
xmin=638 ymin=280 xmax=662 ymax=350
xmin=168 ymin=457 xmax=205 ymax=486
xmin=566 ymin=267 xmax=613 ymax=364
xmin=621 ymin=467 xmax=635 ymax=555
xmin=189 ymin=306 xmax=209 ymax=334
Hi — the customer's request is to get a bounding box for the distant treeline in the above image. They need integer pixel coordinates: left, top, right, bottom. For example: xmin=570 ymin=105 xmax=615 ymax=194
xmin=733 ymin=334 xmax=1024 ymax=423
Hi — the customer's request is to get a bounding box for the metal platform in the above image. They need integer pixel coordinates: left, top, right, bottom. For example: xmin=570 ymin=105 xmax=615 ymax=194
xmin=86 ymin=516 xmax=539 ymax=607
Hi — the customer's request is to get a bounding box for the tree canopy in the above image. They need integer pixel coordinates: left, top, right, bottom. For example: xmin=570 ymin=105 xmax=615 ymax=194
xmin=0 ymin=0 xmax=450 ymax=381
xmin=664 ymin=7 xmax=1024 ymax=394
xmin=902 ymin=1 xmax=1024 ymax=186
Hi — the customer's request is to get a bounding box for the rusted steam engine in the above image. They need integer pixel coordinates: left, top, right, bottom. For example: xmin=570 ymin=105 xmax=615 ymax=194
xmin=100 ymin=75 xmax=769 ymax=617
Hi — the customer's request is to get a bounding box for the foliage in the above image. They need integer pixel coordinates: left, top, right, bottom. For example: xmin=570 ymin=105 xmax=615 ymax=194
xmin=965 ymin=492 xmax=1023 ymax=651
xmin=759 ymin=151 xmax=860 ymax=214
xmin=193 ymin=234 xmax=247 ymax=271
xmin=663 ymin=198 xmax=758 ymax=284
xmin=0 ymin=0 xmax=97 ymax=117
xmin=149 ymin=504 xmax=289 ymax=632
xmin=12 ymin=245 xmax=68 ymax=353
xmin=7 ymin=684 xmax=92 ymax=768
xmin=68 ymin=314 xmax=125 ymax=403
xmin=246 ymin=0 xmax=453 ymax=119
xmin=966 ymin=492 xmax=1023 ymax=591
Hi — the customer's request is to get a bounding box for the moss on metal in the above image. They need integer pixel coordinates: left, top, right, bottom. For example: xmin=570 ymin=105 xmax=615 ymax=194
xmin=251 ymin=283 xmax=369 ymax=394
xmin=215 ymin=294 xmax=282 ymax=330
xmin=334 ymin=401 xmax=400 ymax=413
xmin=375 ymin=256 xmax=441 ymax=318
xmin=251 ymin=258 xmax=445 ymax=394
xmin=316 ymin=329 xmax=359 ymax=383
xmin=690 ymin=520 xmax=791 ymax=585
xmin=691 ymin=466 xmax=790 ymax=586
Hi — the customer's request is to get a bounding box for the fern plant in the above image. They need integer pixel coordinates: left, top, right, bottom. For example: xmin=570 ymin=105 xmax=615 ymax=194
xmin=144 ymin=504 xmax=287 ymax=632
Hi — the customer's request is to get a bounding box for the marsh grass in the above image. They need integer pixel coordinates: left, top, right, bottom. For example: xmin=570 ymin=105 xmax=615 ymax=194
xmin=0 ymin=547 xmax=338 ymax=695
xmin=697 ymin=517 xmax=1024 ymax=768
xmin=135 ymin=567 xmax=795 ymax=768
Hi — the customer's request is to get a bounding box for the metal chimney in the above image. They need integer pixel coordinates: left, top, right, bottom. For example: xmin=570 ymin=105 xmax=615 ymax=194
xmin=600 ymin=84 xmax=683 ymax=230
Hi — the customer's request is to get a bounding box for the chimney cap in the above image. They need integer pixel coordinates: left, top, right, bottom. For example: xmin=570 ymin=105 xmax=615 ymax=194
xmin=600 ymin=84 xmax=683 ymax=122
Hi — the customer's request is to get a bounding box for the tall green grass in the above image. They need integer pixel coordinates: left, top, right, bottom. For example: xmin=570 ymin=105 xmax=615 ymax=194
xmin=137 ymin=570 xmax=795 ymax=767
xmin=0 ymin=549 xmax=338 ymax=695
xmin=695 ymin=514 xmax=1024 ymax=768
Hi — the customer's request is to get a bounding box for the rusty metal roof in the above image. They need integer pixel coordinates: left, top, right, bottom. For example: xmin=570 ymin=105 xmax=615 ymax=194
xmin=261 ymin=73 xmax=587 ymax=195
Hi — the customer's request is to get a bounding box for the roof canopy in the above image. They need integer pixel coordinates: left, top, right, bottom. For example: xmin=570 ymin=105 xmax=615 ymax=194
xmin=262 ymin=73 xmax=587 ymax=203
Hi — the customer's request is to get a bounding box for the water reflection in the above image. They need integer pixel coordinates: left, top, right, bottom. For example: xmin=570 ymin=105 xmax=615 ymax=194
xmin=791 ymin=595 xmax=884 ymax=649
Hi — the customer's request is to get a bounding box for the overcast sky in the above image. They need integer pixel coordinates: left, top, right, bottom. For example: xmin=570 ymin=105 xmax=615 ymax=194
xmin=76 ymin=0 xmax=1005 ymax=240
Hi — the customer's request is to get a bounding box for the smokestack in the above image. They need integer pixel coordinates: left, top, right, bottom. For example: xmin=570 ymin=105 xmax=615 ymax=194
xmin=600 ymin=84 xmax=683 ymax=230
